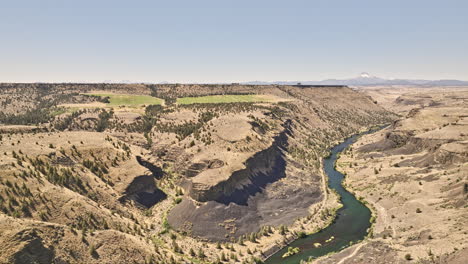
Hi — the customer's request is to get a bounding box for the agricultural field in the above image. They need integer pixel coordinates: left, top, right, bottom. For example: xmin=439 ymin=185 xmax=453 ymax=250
xmin=176 ymin=94 xmax=277 ymax=105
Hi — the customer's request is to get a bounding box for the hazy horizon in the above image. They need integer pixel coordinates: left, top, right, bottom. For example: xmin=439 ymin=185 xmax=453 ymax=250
xmin=1 ymin=72 xmax=468 ymax=85
xmin=1 ymin=0 xmax=467 ymax=83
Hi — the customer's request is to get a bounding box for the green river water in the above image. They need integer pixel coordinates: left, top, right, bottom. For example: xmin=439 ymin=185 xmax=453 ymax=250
xmin=264 ymin=128 xmax=382 ymax=264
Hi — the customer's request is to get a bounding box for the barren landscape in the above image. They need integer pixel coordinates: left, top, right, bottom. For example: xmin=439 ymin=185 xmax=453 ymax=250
xmin=2 ymin=1 xmax=467 ymax=263
xmin=0 ymin=84 xmax=466 ymax=264
xmin=0 ymin=83 xmax=401 ymax=264
xmin=316 ymin=87 xmax=468 ymax=264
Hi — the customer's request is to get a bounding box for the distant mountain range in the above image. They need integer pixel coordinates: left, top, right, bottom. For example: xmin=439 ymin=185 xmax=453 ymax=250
xmin=242 ymin=73 xmax=468 ymax=86
xmin=99 ymin=73 xmax=468 ymax=86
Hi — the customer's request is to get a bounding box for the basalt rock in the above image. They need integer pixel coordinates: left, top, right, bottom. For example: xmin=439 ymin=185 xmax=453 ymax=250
xmin=188 ymin=120 xmax=291 ymax=204
xmin=185 ymin=159 xmax=225 ymax=178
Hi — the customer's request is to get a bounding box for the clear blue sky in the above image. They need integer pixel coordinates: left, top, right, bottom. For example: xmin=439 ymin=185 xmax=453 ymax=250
xmin=1 ymin=0 xmax=467 ymax=83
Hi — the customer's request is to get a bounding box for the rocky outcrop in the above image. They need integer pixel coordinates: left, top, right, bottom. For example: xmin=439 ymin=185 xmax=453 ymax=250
xmin=434 ymin=142 xmax=468 ymax=164
xmin=119 ymin=157 xmax=166 ymax=208
xmin=136 ymin=156 xmax=164 ymax=179
xmin=119 ymin=175 xmax=167 ymax=208
xmin=185 ymin=159 xmax=225 ymax=178
xmin=360 ymin=129 xmax=452 ymax=156
xmin=188 ymin=120 xmax=291 ymax=204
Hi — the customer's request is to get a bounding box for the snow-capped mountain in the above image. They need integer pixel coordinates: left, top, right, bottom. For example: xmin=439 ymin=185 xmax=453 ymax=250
xmin=359 ymin=72 xmax=371 ymax=78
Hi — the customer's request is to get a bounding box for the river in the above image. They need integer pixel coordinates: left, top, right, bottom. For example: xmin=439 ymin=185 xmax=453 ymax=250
xmin=264 ymin=128 xmax=382 ymax=264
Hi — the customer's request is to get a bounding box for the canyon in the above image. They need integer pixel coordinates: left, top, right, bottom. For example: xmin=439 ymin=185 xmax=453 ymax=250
xmin=0 ymin=83 xmax=465 ymax=263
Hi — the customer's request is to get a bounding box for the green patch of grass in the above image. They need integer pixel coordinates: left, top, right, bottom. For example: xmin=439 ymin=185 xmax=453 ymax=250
xmin=49 ymin=107 xmax=68 ymax=116
xmin=176 ymin=94 xmax=270 ymax=105
xmin=66 ymin=107 xmax=81 ymax=113
xmin=85 ymin=93 xmax=163 ymax=107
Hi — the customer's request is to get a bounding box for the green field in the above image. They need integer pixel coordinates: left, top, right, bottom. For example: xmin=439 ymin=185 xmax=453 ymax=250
xmin=85 ymin=93 xmax=164 ymax=107
xmin=176 ymin=94 xmax=271 ymax=105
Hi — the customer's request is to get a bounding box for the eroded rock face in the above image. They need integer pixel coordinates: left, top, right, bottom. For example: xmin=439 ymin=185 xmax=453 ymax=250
xmin=119 ymin=175 xmax=167 ymax=208
xmin=188 ymin=122 xmax=290 ymax=204
xmin=164 ymin=87 xmax=398 ymax=242
xmin=117 ymin=156 xmax=167 ymax=208
xmin=168 ymin=120 xmax=325 ymax=241
xmin=435 ymin=142 xmax=468 ymax=164
xmin=136 ymin=156 xmax=164 ymax=179
xmin=185 ymin=159 xmax=225 ymax=178
xmin=361 ymin=125 xmax=468 ymax=167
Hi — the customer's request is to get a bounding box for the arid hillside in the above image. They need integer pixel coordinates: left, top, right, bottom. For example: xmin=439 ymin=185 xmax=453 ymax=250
xmin=0 ymin=83 xmax=395 ymax=264
xmin=316 ymin=87 xmax=468 ymax=264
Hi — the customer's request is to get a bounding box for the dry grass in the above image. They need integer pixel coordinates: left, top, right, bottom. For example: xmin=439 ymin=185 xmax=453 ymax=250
xmin=84 ymin=92 xmax=164 ymax=107
xmin=176 ymin=94 xmax=275 ymax=105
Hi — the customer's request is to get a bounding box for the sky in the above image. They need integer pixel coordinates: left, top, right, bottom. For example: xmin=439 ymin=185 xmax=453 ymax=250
xmin=1 ymin=0 xmax=467 ymax=83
